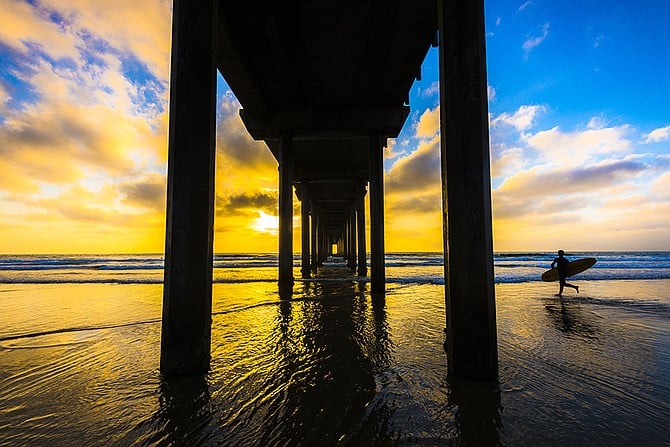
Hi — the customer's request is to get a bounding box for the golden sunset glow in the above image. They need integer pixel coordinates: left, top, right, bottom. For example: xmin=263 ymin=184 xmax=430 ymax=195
xmin=252 ymin=211 xmax=279 ymax=235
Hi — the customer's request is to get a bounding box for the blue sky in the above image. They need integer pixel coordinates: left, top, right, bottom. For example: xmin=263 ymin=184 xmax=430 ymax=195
xmin=384 ymin=0 xmax=670 ymax=250
xmin=0 ymin=0 xmax=669 ymax=252
xmin=486 ymin=1 xmax=670 ymax=127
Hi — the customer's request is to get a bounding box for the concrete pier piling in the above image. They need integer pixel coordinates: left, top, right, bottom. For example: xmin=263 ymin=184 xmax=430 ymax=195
xmin=278 ymin=135 xmax=294 ymax=297
xmin=356 ymin=188 xmax=367 ymax=277
xmin=311 ymin=200 xmax=319 ymax=272
xmin=438 ymin=0 xmax=498 ymax=379
xmin=300 ymin=183 xmax=311 ymax=279
xmin=161 ymin=0 xmax=218 ymax=376
xmin=368 ymin=136 xmax=386 ymax=295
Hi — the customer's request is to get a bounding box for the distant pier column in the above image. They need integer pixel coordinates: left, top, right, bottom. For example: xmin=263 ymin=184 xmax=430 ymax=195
xmin=369 ymin=135 xmax=385 ymax=294
xmin=161 ymin=0 xmax=217 ymax=376
xmin=338 ymin=236 xmax=344 ymax=258
xmin=356 ymin=187 xmax=367 ymax=276
xmin=348 ymin=203 xmax=357 ymax=272
xmin=311 ymin=201 xmax=318 ymax=270
xmin=278 ymin=135 xmax=294 ymax=297
xmin=330 ymin=234 xmax=335 ymax=257
xmin=317 ymin=216 xmax=325 ymax=265
xmin=438 ymin=0 xmax=498 ymax=379
xmin=317 ymin=219 xmax=323 ymax=263
xmin=300 ymin=183 xmax=311 ymax=278
xmin=343 ymin=219 xmax=348 ymax=260
xmin=322 ymin=223 xmax=328 ymax=262
xmin=347 ymin=206 xmax=352 ymax=266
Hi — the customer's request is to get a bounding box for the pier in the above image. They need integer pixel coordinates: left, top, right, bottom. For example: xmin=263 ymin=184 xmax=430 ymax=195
xmin=161 ymin=0 xmax=497 ymax=379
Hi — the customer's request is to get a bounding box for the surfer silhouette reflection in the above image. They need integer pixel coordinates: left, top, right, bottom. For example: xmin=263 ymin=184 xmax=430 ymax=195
xmin=551 ymin=250 xmax=579 ymax=297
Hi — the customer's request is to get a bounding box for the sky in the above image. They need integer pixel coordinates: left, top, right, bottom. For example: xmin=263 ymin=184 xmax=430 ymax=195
xmin=0 ymin=0 xmax=669 ymax=254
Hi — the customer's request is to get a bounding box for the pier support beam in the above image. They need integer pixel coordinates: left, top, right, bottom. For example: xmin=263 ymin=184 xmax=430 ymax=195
xmin=348 ymin=204 xmax=357 ymax=271
xmin=356 ymin=187 xmax=367 ymax=277
xmin=311 ymin=201 xmax=319 ymax=271
xmin=351 ymin=204 xmax=357 ymax=271
xmin=438 ymin=0 xmax=498 ymax=379
xmin=369 ymin=136 xmax=385 ymax=294
xmin=321 ymin=220 xmax=327 ymax=263
xmin=317 ymin=217 xmax=324 ymax=264
xmin=161 ymin=0 xmax=217 ymax=376
xmin=278 ymin=135 xmax=294 ymax=297
xmin=300 ymin=183 xmax=311 ymax=278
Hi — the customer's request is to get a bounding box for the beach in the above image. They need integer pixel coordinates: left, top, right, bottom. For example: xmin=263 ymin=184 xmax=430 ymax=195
xmin=0 ymin=253 xmax=669 ymax=446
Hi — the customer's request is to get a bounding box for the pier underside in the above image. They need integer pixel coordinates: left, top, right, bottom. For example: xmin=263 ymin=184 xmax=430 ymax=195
xmin=161 ymin=0 xmax=498 ymax=379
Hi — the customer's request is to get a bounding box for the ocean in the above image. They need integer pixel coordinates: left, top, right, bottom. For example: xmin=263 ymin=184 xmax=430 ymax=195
xmin=0 ymin=252 xmax=668 ymax=446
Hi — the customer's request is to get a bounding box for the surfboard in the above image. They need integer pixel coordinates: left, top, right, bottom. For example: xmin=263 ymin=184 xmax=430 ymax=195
xmin=541 ymin=257 xmax=597 ymax=282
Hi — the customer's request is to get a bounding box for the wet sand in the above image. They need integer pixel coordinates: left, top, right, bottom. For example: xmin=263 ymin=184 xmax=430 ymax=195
xmin=0 ymin=274 xmax=668 ymax=446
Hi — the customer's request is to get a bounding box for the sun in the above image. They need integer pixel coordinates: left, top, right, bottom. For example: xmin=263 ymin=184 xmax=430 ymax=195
xmin=252 ymin=210 xmax=278 ymax=234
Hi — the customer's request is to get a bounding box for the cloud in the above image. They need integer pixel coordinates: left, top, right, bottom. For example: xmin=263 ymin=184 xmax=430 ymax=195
xmin=593 ymin=34 xmax=605 ymax=49
xmin=0 ymin=0 xmax=80 ymax=60
xmin=499 ymin=160 xmax=647 ymax=196
xmin=34 ymin=184 xmax=123 ymax=222
xmin=119 ymin=173 xmax=166 ymax=211
xmin=419 ymin=81 xmax=439 ymax=98
xmin=0 ymin=97 xmax=166 ymax=188
xmin=493 ymin=159 xmax=649 ymax=223
xmin=380 ymin=103 xmax=447 ymax=248
xmin=386 ymin=136 xmax=441 ymax=194
xmin=651 ymin=171 xmax=670 ymax=197
xmin=524 ymin=124 xmax=633 ymax=165
xmin=37 ymin=0 xmax=172 ymax=78
xmin=522 ymin=23 xmax=550 ymax=59
xmin=0 ymin=82 xmax=9 ymax=114
xmin=216 ymin=92 xmax=277 ymax=177
xmin=214 ymin=92 xmax=280 ymax=228
xmin=0 ymin=1 xmax=169 ymax=196
xmin=488 ymin=85 xmax=497 ymax=102
xmin=491 ymin=146 xmax=527 ymax=178
xmin=488 ymin=109 xmax=670 ymax=250
xmin=216 ymin=191 xmax=277 ymax=217
xmin=0 ymin=0 xmax=172 ymax=252
xmin=387 ymin=193 xmax=441 ymax=214
xmin=491 ymin=105 xmax=545 ymax=132
xmin=586 ymin=116 xmax=608 ymax=130
xmin=518 ymin=1 xmax=532 ymax=12
xmin=415 ymin=106 xmax=440 ymax=138
xmin=384 ymin=138 xmax=402 ymax=159
xmin=644 ymin=125 xmax=670 ymax=143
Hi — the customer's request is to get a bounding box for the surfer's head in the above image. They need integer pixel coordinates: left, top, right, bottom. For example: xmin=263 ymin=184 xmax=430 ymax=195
xmin=558 ymin=250 xmax=564 ymax=256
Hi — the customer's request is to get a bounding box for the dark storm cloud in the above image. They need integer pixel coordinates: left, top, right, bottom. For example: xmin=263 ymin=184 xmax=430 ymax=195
xmin=216 ymin=191 xmax=277 ymax=216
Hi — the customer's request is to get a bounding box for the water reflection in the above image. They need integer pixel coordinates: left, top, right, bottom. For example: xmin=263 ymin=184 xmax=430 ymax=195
xmin=260 ymin=279 xmax=387 ymax=445
xmin=143 ymin=375 xmax=213 ymax=446
xmin=140 ymin=277 xmax=504 ymax=445
xmin=448 ymin=375 xmax=503 ymax=446
xmin=544 ymin=299 xmax=600 ymax=339
xmin=369 ymin=294 xmax=392 ymax=373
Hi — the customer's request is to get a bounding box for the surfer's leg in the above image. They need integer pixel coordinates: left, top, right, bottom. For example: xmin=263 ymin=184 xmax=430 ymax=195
xmin=565 ymin=282 xmax=579 ymax=293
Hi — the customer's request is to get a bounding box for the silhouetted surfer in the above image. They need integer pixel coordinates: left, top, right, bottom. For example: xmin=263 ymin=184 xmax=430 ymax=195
xmin=551 ymin=250 xmax=579 ymax=297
